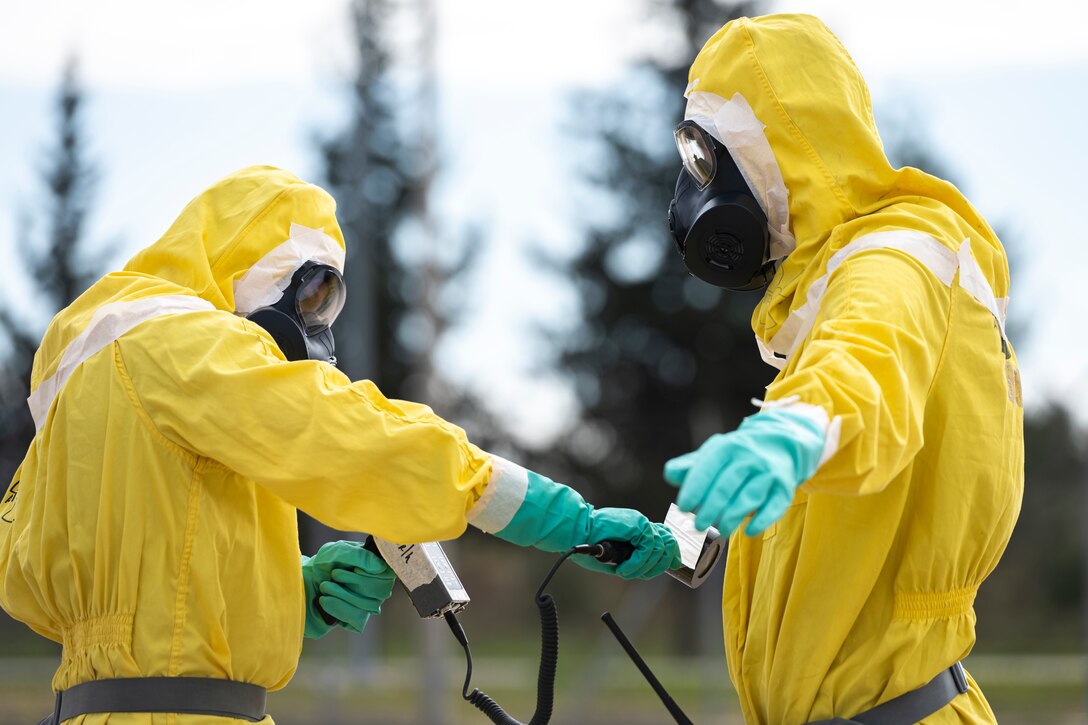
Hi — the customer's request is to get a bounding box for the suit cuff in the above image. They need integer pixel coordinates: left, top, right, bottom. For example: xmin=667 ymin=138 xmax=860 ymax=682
xmin=467 ymin=454 xmax=529 ymax=533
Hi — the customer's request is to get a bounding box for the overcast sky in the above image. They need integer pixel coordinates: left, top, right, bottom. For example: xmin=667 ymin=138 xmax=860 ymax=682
xmin=2 ymin=0 xmax=1086 ymax=444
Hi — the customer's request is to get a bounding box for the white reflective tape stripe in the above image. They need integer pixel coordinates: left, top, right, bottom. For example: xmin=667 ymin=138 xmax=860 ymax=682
xmin=27 ymin=295 xmax=215 ymax=430
xmin=768 ymin=231 xmax=957 ymax=360
xmin=957 ymin=239 xmax=1007 ymax=336
xmin=758 ymin=230 xmax=1006 ymax=369
xmin=467 ymin=454 xmax=530 ymax=534
xmin=821 ymin=416 xmax=843 ymax=468
xmin=232 ymin=222 xmax=345 ymax=315
xmin=756 ymin=334 xmax=787 ymax=370
xmin=684 ymin=91 xmax=796 ymax=260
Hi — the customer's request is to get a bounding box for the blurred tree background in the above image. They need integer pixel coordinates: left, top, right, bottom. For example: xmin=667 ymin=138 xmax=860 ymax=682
xmin=529 ymin=0 xmax=769 ymax=659
xmin=0 ymin=62 xmax=115 ymax=669
xmin=0 ymin=61 xmax=112 ymax=493
xmin=0 ymin=59 xmax=116 ymax=685
xmin=316 ymin=0 xmax=510 ymax=467
xmin=537 ymin=0 xmax=770 ymax=520
xmin=0 ymin=0 xmax=1084 ymax=722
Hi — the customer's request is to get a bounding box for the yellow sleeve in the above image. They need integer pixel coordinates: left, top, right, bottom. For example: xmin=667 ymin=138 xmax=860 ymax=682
xmin=117 ymin=311 xmax=492 ymax=544
xmin=765 ymin=249 xmax=950 ymax=496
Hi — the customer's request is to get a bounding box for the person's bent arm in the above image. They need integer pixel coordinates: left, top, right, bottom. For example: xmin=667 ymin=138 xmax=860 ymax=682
xmin=665 ymin=249 xmax=950 ymax=534
xmin=121 ymin=311 xmax=679 ymax=578
xmin=121 ymin=311 xmax=490 ymax=543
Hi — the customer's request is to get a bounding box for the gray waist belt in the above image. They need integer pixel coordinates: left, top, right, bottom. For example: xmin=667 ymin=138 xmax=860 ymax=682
xmin=43 ymin=677 xmax=267 ymax=723
xmin=807 ymin=661 xmax=970 ymax=725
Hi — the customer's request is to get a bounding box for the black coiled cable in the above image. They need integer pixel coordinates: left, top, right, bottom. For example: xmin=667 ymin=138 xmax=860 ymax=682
xmin=444 ymin=546 xmax=602 ymax=725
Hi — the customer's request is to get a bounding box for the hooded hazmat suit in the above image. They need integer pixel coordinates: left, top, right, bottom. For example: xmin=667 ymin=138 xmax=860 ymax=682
xmin=0 ymin=166 xmax=657 ymax=723
xmin=681 ymin=15 xmax=1023 ymax=724
xmin=0 ymin=167 xmax=495 ymax=722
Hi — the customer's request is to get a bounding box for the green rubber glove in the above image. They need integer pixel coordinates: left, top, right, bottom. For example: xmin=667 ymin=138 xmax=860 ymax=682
xmin=664 ymin=408 xmax=825 ymax=536
xmin=301 ymin=540 xmax=396 ymax=638
xmin=493 ymin=470 xmax=681 ymax=580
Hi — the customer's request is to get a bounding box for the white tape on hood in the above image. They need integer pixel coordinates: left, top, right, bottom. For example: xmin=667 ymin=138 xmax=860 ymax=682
xmin=684 ymin=90 xmax=796 ymax=261
xmin=233 ymin=223 xmax=345 ymax=315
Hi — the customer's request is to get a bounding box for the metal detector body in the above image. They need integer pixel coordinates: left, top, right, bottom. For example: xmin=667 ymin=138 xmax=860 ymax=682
xmin=359 ymin=505 xmax=725 ymax=724
xmin=363 ymin=535 xmax=470 ymax=618
xmin=663 ymin=503 xmax=726 ymax=588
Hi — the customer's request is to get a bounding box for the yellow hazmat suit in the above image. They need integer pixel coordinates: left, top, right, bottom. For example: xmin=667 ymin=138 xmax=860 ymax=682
xmin=682 ymin=15 xmax=1023 ymax=724
xmin=0 ymin=167 xmax=500 ymax=723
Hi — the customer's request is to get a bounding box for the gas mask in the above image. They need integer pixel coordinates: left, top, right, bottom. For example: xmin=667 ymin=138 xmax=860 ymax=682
xmin=667 ymin=120 xmax=775 ymax=292
xmin=246 ymin=261 xmax=346 ymax=364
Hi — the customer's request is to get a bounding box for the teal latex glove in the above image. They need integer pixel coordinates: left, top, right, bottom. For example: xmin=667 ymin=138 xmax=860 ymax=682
xmin=301 ymin=540 xmax=396 ymax=638
xmin=664 ymin=408 xmax=825 ymax=536
xmin=493 ymin=470 xmax=681 ymax=580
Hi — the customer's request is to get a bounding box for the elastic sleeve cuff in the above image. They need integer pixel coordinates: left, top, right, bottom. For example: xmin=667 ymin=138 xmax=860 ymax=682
xmin=466 ymin=454 xmax=529 ymax=533
xmin=754 ymin=396 xmax=842 ymax=468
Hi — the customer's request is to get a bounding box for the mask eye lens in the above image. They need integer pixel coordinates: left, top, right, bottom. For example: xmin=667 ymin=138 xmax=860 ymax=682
xmin=674 ymin=123 xmax=717 ymax=190
xmin=295 ymin=266 xmax=346 ymax=334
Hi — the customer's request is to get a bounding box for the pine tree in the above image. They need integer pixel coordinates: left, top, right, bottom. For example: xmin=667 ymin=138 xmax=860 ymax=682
xmin=541 ymin=1 xmax=767 ymax=516
xmin=319 ymin=0 xmax=417 ymax=392
xmin=318 ymin=0 xmax=492 ymax=422
xmin=0 ymin=60 xmax=109 ymax=487
xmin=0 ymin=60 xmax=112 ymax=653
xmin=311 ymin=0 xmax=508 ymax=555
